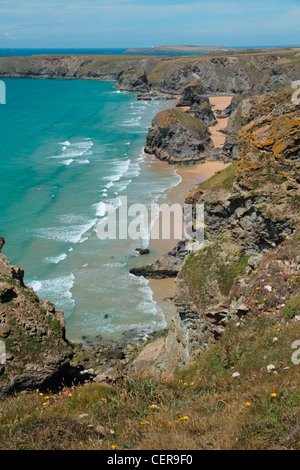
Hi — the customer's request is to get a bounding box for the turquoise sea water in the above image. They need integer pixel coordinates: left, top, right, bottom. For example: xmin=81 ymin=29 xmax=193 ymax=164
xmin=0 ymin=78 xmax=180 ymax=343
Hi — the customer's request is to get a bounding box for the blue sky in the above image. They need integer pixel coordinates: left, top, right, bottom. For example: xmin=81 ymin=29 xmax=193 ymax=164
xmin=0 ymin=0 xmax=299 ymax=48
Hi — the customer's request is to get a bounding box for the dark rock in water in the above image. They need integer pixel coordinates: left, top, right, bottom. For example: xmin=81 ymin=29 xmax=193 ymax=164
xmin=135 ymin=248 xmax=150 ymax=255
xmin=103 ymin=314 xmax=109 ymax=319
xmin=137 ymin=94 xmax=152 ymax=101
xmin=130 ymin=240 xmax=189 ymax=279
xmin=0 ymin=237 xmax=5 ymax=253
xmin=130 ymin=265 xmax=179 ymax=279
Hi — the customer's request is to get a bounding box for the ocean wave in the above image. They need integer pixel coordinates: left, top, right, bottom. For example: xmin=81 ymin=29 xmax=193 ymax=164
xmin=44 ymin=253 xmax=67 ymax=264
xmin=51 ymin=139 xmax=94 ymax=164
xmin=28 ymin=273 xmax=75 ymax=313
xmin=121 ymin=116 xmax=142 ymax=127
xmin=94 ymin=196 xmax=121 ymax=218
xmin=33 ymin=218 xmax=97 ymax=244
xmin=100 ymin=158 xmax=131 ymax=191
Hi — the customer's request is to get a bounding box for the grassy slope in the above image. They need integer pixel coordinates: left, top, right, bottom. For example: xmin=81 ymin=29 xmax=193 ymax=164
xmin=0 ymin=309 xmax=298 ymax=450
xmin=153 ymin=108 xmax=207 ymax=137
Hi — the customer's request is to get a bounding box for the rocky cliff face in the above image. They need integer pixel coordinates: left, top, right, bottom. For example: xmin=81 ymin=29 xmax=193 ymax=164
xmin=0 ymin=51 xmax=299 ymax=97
xmin=177 ymin=79 xmax=217 ymax=127
xmin=0 ymin=238 xmax=74 ymax=396
xmin=144 ymin=107 xmax=214 ymax=164
xmin=131 ymin=89 xmax=300 ymax=376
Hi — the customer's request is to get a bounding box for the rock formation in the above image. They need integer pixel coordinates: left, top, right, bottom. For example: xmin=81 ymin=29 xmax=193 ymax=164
xmin=144 ymin=108 xmax=214 ymax=164
xmin=131 ymin=89 xmax=300 ymax=376
xmin=177 ymin=79 xmax=217 ymax=126
xmin=0 ymin=50 xmax=299 ymax=97
xmin=0 ymin=239 xmax=74 ymax=396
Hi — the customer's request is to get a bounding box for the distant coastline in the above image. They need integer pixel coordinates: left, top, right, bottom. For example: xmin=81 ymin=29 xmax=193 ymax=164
xmin=0 ymin=44 xmax=299 ymax=58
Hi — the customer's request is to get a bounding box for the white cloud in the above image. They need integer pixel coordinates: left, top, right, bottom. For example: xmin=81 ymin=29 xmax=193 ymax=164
xmin=4 ymin=32 xmax=17 ymax=40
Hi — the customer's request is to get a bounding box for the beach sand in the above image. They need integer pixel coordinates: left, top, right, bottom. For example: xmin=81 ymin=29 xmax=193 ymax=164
xmin=148 ymin=159 xmax=230 ymax=325
xmin=148 ymin=95 xmax=233 ymax=325
xmin=209 ymin=96 xmax=232 ymax=148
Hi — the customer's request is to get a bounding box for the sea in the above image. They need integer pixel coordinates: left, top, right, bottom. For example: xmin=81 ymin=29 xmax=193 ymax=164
xmin=0 ymin=46 xmax=297 ymax=58
xmin=0 ymin=77 xmax=181 ymax=344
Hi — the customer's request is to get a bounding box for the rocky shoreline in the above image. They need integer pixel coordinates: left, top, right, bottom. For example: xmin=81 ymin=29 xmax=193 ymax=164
xmin=0 ymin=51 xmax=299 ymax=395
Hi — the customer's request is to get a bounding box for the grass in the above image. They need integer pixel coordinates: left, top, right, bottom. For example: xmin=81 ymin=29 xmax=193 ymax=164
xmin=0 ymin=312 xmax=299 ymax=450
xmin=199 ymin=161 xmax=238 ymax=191
xmin=153 ymin=108 xmax=207 ymax=137
xmin=172 ymin=108 xmax=207 ymax=135
xmin=283 ymin=296 xmax=300 ymax=320
xmin=178 ymin=242 xmax=249 ymax=309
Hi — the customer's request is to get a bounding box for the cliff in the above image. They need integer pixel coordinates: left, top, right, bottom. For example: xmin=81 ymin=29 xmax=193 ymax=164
xmin=132 ymin=89 xmax=300 ymax=375
xmin=0 ymin=50 xmax=299 ymax=97
xmin=0 ymin=238 xmax=73 ymax=396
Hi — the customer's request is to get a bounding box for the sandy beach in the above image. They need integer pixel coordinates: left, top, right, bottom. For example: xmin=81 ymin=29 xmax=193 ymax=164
xmin=148 ymin=159 xmax=230 ymax=325
xmin=209 ymin=95 xmax=232 ymax=147
xmin=148 ymin=95 xmax=233 ymax=325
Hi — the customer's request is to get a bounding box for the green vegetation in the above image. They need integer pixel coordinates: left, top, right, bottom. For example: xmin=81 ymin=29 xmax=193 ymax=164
xmin=154 ymin=108 xmax=207 ymax=137
xmin=172 ymin=108 xmax=207 ymax=136
xmin=179 ymin=243 xmax=249 ymax=309
xmin=0 ymin=313 xmax=298 ymax=450
xmin=218 ymin=254 xmax=250 ymax=296
xmin=199 ymin=161 xmax=238 ymax=192
xmin=283 ymin=296 xmax=300 ymax=320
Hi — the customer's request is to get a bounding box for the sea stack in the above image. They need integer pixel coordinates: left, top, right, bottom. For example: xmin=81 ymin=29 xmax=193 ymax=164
xmin=144 ymin=107 xmax=214 ymax=164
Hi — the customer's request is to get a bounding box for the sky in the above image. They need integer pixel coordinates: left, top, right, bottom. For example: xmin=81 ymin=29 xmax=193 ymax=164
xmin=0 ymin=0 xmax=299 ymax=49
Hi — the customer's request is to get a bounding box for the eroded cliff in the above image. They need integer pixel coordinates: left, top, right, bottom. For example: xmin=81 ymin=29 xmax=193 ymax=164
xmin=132 ymin=89 xmax=300 ymax=376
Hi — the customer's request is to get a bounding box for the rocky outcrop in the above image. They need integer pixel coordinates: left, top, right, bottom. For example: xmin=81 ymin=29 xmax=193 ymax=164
xmin=177 ymin=79 xmax=217 ymax=126
xmin=144 ymin=108 xmax=214 ymax=164
xmin=130 ymin=240 xmax=189 ymax=279
xmin=0 ymin=239 xmax=74 ymax=396
xmin=131 ymin=89 xmax=300 ymax=377
xmin=118 ymin=71 xmax=149 ymax=92
xmin=177 ymin=79 xmax=206 ymax=106
xmin=221 ymin=95 xmax=263 ymax=158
